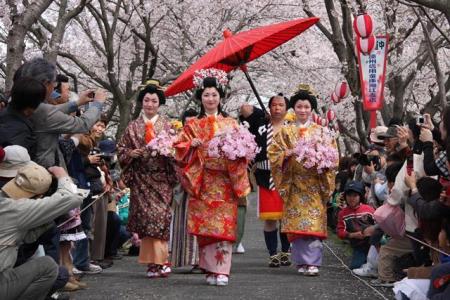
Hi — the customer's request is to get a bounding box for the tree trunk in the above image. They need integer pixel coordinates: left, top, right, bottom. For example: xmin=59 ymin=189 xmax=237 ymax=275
xmin=116 ymin=100 xmax=131 ymax=139
xmin=4 ymin=0 xmax=53 ymax=91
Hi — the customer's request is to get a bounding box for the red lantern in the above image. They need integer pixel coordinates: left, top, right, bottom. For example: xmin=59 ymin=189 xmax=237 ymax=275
xmin=335 ymin=81 xmax=350 ymax=99
xmin=331 ymin=92 xmax=340 ymax=104
xmin=315 ymin=116 xmax=322 ymax=125
xmin=353 ymin=13 xmax=374 ymax=38
xmin=326 ymin=110 xmax=336 ymax=122
xmin=312 ymin=113 xmax=319 ymax=123
xmin=356 ymin=35 xmax=376 ymax=55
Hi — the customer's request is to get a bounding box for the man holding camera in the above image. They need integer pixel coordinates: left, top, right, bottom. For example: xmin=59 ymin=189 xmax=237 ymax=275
xmin=0 ymin=164 xmax=83 ymax=300
xmin=359 ymin=147 xmax=388 ymax=208
xmin=13 ymin=58 xmax=106 ymax=170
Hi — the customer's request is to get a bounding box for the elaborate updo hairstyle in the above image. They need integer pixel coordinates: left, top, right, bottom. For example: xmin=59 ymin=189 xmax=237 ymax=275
xmin=195 ymin=77 xmax=225 ymax=100
xmin=137 ymin=81 xmax=165 ymax=106
xmin=289 ymin=90 xmax=317 ymax=112
xmin=196 ymin=77 xmax=227 ymax=118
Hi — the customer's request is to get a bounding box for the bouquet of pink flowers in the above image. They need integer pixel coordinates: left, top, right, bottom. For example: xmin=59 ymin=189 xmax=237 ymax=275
xmin=208 ymin=125 xmax=259 ymax=161
xmin=146 ymin=128 xmax=177 ymax=157
xmin=292 ymin=126 xmax=338 ymax=173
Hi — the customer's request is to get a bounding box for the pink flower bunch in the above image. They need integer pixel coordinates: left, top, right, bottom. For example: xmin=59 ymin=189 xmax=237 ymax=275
xmin=208 ymin=125 xmax=259 ymax=161
xmin=292 ymin=127 xmax=338 ymax=173
xmin=146 ymin=129 xmax=177 ymax=157
xmin=131 ymin=233 xmax=141 ymax=247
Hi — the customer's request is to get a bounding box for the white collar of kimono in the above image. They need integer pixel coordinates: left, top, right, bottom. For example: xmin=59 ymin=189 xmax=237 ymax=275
xmin=296 ymin=120 xmax=311 ymax=128
xmin=143 ymin=114 xmax=159 ymax=124
xmin=205 ymin=111 xmax=218 ymax=117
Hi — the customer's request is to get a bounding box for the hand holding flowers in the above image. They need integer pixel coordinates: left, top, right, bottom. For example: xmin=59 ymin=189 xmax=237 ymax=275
xmin=292 ymin=126 xmax=338 ymax=173
xmin=208 ymin=125 xmax=259 ymax=161
xmin=146 ymin=128 xmax=177 ymax=157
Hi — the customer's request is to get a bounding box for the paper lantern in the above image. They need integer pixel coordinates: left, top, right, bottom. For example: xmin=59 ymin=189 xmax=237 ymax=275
xmin=356 ymin=35 xmax=376 ymax=55
xmin=353 ymin=13 xmax=374 ymax=38
xmin=312 ymin=112 xmax=319 ymax=123
xmin=331 ymin=92 xmax=341 ymax=104
xmin=315 ymin=117 xmax=322 ymax=125
xmin=326 ymin=110 xmax=336 ymax=122
xmin=335 ymin=81 xmax=350 ymax=99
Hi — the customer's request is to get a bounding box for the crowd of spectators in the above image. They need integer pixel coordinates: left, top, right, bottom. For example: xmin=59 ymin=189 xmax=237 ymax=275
xmin=0 ymin=56 xmax=449 ymax=300
xmin=0 ymin=58 xmax=132 ymax=300
xmin=329 ymin=115 xmax=450 ymax=299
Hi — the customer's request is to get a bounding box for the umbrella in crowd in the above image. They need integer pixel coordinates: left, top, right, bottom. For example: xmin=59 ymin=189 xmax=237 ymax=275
xmin=164 ymin=17 xmax=320 ymax=112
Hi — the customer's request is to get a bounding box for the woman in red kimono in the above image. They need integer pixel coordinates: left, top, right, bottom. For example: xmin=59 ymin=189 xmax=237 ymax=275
xmin=117 ymin=81 xmax=176 ymax=278
xmin=174 ymin=70 xmax=251 ymax=286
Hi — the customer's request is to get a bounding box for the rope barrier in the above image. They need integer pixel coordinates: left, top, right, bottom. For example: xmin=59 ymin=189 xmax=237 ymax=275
xmin=323 ymin=241 xmax=390 ymax=300
xmin=405 ymin=233 xmax=450 ymax=257
xmin=56 ymin=190 xmax=108 ymax=229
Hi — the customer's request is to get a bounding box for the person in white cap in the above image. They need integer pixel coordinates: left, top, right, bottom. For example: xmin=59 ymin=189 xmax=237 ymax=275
xmin=0 ymin=145 xmax=36 ymax=188
xmin=0 ymin=164 xmax=83 ymax=300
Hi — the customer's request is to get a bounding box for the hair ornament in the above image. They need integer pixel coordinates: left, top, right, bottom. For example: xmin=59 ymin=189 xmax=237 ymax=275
xmin=139 ymin=79 xmax=164 ymax=91
xmin=294 ymin=83 xmax=317 ymax=98
xmin=193 ymin=68 xmax=228 ymax=89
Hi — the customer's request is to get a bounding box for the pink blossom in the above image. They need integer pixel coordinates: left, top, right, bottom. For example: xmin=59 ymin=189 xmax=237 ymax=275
xmin=146 ymin=129 xmax=177 ymax=157
xmin=207 ymin=125 xmax=259 ymax=161
xmin=293 ymin=127 xmax=338 ymax=173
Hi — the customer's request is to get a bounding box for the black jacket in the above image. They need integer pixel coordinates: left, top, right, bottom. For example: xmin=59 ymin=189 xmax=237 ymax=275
xmin=408 ymin=192 xmax=450 ymax=220
xmin=0 ymin=107 xmax=35 ymax=158
xmin=240 ymin=107 xmax=272 ymax=189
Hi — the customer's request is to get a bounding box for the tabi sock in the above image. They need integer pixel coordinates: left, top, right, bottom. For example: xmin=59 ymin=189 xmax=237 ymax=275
xmin=264 ymin=229 xmax=278 ymax=256
xmin=280 ymin=232 xmax=290 ymax=253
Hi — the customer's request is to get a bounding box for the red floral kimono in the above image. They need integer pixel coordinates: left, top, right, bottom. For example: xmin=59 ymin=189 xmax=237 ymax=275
xmin=117 ymin=115 xmax=176 ymax=243
xmin=174 ymin=115 xmax=251 ymax=246
xmin=174 ymin=115 xmax=250 ymax=275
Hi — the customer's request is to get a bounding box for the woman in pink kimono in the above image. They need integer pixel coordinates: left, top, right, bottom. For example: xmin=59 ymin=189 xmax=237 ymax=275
xmin=117 ymin=81 xmax=176 ymax=278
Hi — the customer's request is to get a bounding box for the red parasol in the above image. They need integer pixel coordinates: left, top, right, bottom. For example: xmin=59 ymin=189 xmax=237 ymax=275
xmin=164 ymin=17 xmax=319 ymax=111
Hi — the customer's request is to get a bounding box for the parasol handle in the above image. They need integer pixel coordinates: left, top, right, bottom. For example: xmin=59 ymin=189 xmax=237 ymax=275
xmin=240 ymin=65 xmax=268 ymax=114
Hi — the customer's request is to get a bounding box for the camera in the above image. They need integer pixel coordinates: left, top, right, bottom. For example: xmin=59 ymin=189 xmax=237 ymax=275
xmin=416 ymin=115 xmax=425 ymax=125
xmin=357 ymin=153 xmax=381 ymax=171
xmin=99 ymin=152 xmax=114 ymax=161
xmin=90 ymin=147 xmax=113 ymax=161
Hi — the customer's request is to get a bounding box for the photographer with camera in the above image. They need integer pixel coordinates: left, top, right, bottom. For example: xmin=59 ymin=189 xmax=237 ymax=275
xmin=72 ymin=117 xmax=113 ymax=272
xmin=359 ymin=147 xmax=388 ymax=209
xmin=0 ymin=164 xmax=83 ymax=300
xmin=418 ymin=111 xmax=450 ymax=181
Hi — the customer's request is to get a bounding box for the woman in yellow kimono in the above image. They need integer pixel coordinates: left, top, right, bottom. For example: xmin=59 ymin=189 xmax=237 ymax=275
xmin=268 ymin=90 xmax=337 ymax=276
xmin=174 ymin=71 xmax=250 ymax=286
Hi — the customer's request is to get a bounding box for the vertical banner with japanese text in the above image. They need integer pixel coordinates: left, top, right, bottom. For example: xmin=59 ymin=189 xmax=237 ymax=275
xmin=357 ymin=35 xmax=389 ymax=127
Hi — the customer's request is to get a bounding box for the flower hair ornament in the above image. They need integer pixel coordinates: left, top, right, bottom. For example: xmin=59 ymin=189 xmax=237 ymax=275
xmin=193 ymin=68 xmax=229 ymax=90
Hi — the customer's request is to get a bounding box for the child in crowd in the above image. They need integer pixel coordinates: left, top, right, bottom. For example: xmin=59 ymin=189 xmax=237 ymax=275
xmin=337 ymin=180 xmax=375 ymax=269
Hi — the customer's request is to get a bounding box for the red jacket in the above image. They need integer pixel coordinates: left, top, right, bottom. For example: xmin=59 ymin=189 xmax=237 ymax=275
xmin=337 ymin=204 xmax=375 ymax=247
xmin=0 ymin=146 xmax=4 ymax=163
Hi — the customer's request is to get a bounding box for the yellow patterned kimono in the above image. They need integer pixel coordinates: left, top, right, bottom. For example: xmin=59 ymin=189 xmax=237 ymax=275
xmin=174 ymin=115 xmax=251 ymax=247
xmin=267 ymin=122 xmax=337 ymax=241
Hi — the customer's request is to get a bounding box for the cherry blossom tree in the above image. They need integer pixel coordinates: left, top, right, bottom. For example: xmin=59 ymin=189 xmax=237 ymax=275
xmin=0 ymin=0 xmax=448 ymax=151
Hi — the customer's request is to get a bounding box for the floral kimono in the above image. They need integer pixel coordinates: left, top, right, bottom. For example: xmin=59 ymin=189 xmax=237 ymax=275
xmin=117 ymin=115 xmax=176 ymax=266
xmin=174 ymin=114 xmax=250 ymax=275
xmin=268 ymin=122 xmax=337 ymax=266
